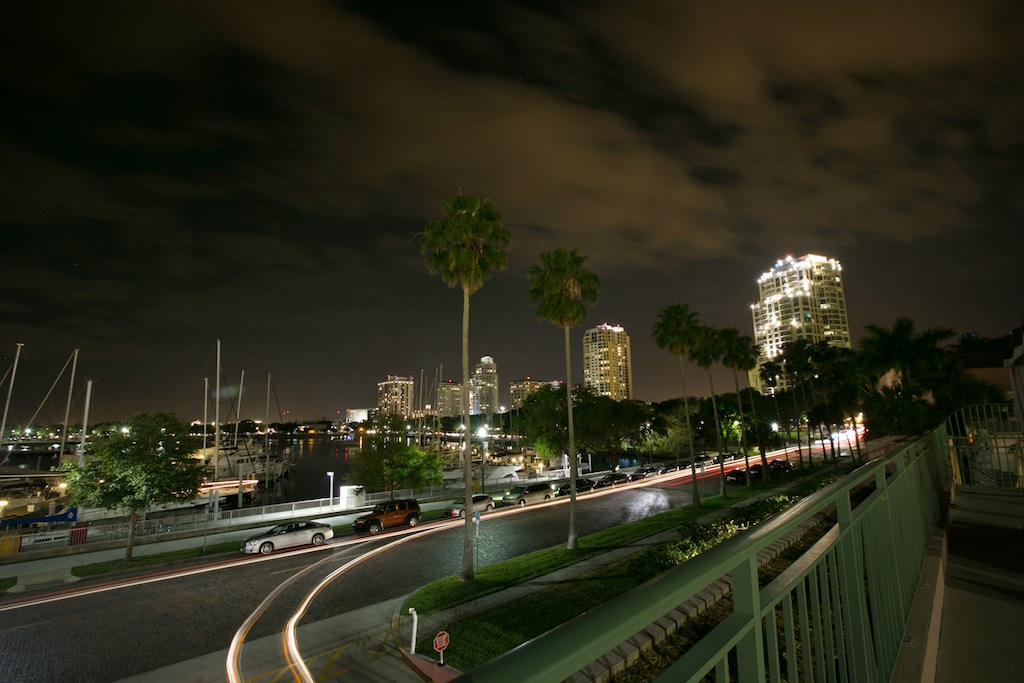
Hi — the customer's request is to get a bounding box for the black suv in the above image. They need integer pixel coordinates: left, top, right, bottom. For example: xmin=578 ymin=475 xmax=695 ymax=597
xmin=352 ymin=499 xmax=421 ymax=534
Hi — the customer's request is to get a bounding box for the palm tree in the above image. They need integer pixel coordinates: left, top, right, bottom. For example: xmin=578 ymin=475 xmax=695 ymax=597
xmin=813 ymin=346 xmax=866 ymax=465
xmin=652 ymin=304 xmax=703 ymax=508
xmin=421 ymin=195 xmax=510 ymax=583
xmin=783 ymin=339 xmax=816 ymax=468
xmin=758 ymin=358 xmax=789 ymax=465
xmin=860 ymin=316 xmax=956 ymax=392
xmin=721 ymin=328 xmax=765 ymax=483
xmin=859 ymin=317 xmax=957 ymax=436
xmin=528 ymin=248 xmax=599 ymax=550
xmin=691 ymin=324 xmax=727 ymax=496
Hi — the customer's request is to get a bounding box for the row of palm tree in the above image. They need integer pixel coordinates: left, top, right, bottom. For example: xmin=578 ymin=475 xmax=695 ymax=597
xmin=419 ymin=195 xmax=1000 ymax=584
xmin=653 ymin=307 xmax=770 ymax=501
xmin=421 ymin=196 xmax=600 ymax=580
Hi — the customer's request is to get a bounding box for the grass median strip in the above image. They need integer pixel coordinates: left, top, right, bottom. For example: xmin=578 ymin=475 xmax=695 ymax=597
xmin=406 ymin=467 xmax=837 ymax=672
xmin=404 ymin=491 xmax=743 ymax=615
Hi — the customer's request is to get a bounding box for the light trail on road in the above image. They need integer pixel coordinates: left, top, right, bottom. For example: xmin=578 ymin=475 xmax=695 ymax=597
xmin=0 ymin=535 xmax=370 ymax=613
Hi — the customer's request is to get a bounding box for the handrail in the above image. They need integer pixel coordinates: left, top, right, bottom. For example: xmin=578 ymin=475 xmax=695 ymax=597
xmin=454 ymin=428 xmax=949 ymax=682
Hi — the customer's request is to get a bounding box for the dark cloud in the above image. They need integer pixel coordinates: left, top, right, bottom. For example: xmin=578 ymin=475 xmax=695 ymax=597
xmin=1 ymin=0 xmax=1021 ymax=423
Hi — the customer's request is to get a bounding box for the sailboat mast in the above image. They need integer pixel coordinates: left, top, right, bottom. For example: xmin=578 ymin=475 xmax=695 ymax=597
xmin=264 ymin=372 xmax=271 ymax=487
xmin=233 ymin=370 xmax=244 ymax=448
xmin=214 ymin=340 xmax=221 ymax=481
xmin=202 ymin=377 xmax=209 ymax=455
xmin=59 ymin=348 xmax=79 ymax=463
xmin=0 ymin=342 xmax=24 ymax=452
xmin=78 ymin=379 xmax=92 ymax=466
xmin=235 ymin=370 xmax=245 ymax=508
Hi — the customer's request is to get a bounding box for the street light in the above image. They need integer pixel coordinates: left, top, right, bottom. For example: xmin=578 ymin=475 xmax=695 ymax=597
xmin=327 ymin=471 xmax=335 ymax=508
xmin=478 ymin=426 xmax=489 ymax=492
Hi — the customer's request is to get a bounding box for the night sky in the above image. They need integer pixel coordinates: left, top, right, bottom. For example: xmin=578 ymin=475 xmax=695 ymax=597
xmin=2 ymin=1 xmax=1022 ymax=425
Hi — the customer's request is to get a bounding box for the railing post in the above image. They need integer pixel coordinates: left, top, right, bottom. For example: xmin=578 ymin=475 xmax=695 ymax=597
xmin=731 ymin=555 xmax=764 ymax=683
xmin=836 ymin=491 xmax=874 ymax=681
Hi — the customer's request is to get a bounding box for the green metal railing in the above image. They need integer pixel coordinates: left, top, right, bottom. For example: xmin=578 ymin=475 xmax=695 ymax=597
xmin=454 ymin=428 xmax=951 ymax=683
xmin=946 ymin=403 xmax=1023 ymax=494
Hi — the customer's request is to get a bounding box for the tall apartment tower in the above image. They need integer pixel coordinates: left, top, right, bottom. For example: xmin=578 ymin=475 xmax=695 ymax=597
xmin=750 ymin=254 xmax=851 ymax=393
xmin=582 ymin=324 xmax=634 ymax=400
xmin=436 ymin=380 xmax=464 ymax=418
xmin=376 ymin=375 xmax=415 ymax=418
xmin=509 ymin=378 xmax=546 ymax=409
xmin=470 ymin=356 xmax=500 ymax=415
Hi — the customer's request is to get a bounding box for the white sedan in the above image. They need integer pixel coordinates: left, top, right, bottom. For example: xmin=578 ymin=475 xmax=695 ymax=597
xmin=240 ymin=520 xmax=334 ymax=555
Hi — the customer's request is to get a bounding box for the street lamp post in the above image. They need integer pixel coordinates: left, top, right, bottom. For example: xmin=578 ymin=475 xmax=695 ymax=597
xmin=477 ymin=426 xmax=488 ymax=493
xmin=327 ymin=471 xmax=335 ymax=508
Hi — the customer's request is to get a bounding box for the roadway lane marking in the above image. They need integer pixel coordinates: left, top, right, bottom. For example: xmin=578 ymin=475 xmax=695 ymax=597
xmin=0 ymin=620 xmax=50 ymax=633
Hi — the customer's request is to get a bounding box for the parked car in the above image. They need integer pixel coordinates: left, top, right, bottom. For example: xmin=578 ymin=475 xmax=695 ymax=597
xmin=442 ymin=494 xmax=495 ymax=518
xmin=769 ymin=459 xmax=794 ymax=474
xmin=594 ymin=472 xmax=632 ymax=489
xmin=724 ymin=469 xmax=749 ymax=485
xmin=502 ymin=483 xmax=554 ymax=506
xmin=240 ymin=519 xmax=333 ymax=555
xmin=658 ymin=463 xmax=681 ymax=474
xmin=748 ymin=464 xmax=765 ymax=480
xmin=557 ymin=478 xmax=596 ymax=496
xmin=633 ymin=466 xmax=657 ymax=479
xmin=352 ymin=499 xmax=421 ymax=534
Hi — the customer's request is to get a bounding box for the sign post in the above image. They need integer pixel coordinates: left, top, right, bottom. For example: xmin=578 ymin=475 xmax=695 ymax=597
xmin=433 ymin=630 xmax=450 ymax=666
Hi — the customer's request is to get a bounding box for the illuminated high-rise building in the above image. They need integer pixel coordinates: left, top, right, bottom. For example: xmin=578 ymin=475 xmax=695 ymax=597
xmin=509 ymin=378 xmax=546 ymax=409
xmin=436 ymin=380 xmax=464 ymax=418
xmin=470 ymin=356 xmax=500 ymax=415
xmin=582 ymin=324 xmax=633 ymax=400
xmin=750 ymin=254 xmax=851 ymax=393
xmin=376 ymin=375 xmax=414 ymax=418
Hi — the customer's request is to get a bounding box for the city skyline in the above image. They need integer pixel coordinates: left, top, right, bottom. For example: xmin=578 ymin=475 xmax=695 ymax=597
xmin=2 ymin=2 xmax=1021 ymax=423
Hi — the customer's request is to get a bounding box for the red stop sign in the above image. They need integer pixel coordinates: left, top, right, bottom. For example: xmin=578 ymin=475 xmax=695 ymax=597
xmin=433 ymin=631 xmax=450 ymax=653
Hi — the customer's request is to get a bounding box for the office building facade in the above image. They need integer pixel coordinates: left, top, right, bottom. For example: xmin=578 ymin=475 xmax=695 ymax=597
xmin=582 ymin=324 xmax=634 ymax=400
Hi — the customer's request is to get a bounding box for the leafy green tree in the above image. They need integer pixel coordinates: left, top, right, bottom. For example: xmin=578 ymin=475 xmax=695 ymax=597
xmin=349 ymin=416 xmax=444 ymax=497
xmin=652 ymin=303 xmax=704 ymax=507
xmin=691 ymin=324 xmax=727 ymax=496
xmin=528 ymin=247 xmax=599 ymax=550
xmin=517 ymin=385 xmax=568 ymax=458
xmin=421 ymin=194 xmax=510 ymax=583
xmin=59 ymin=412 xmax=205 ymax=561
xmin=574 ymin=391 xmax=653 ymax=455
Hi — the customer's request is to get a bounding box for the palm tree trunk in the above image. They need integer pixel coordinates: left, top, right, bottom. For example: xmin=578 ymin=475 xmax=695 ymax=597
xmin=460 ymin=286 xmax=474 ymax=583
xmin=708 ymin=374 xmax=726 ymax=497
xmin=564 ymin=325 xmax=578 ymax=550
xmin=679 ymin=355 xmax=700 ymax=508
xmin=746 ymin=385 xmax=770 ymax=480
xmin=732 ymin=369 xmax=751 ymax=486
xmin=791 ymin=390 xmax=804 ymax=469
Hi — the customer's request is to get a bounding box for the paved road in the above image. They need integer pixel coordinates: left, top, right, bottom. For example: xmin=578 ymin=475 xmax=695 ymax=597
xmin=0 ymin=481 xmax=694 ymax=683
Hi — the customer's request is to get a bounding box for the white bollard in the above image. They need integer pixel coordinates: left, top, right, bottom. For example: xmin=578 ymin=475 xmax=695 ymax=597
xmin=409 ymin=608 xmax=418 ymax=654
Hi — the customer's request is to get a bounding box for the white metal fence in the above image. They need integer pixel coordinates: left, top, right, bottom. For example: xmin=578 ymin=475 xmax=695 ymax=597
xmin=0 ymin=477 xmax=513 ymax=559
